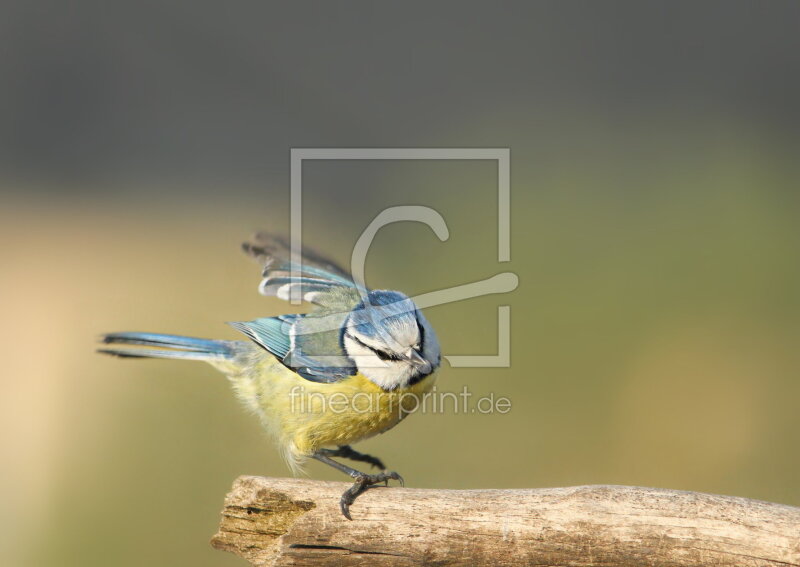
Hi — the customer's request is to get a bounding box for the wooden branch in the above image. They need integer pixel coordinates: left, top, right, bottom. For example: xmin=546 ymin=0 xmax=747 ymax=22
xmin=211 ymin=476 xmax=800 ymax=567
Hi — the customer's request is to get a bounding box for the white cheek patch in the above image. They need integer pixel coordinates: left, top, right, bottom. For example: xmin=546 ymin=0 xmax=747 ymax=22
xmin=343 ymin=336 xmax=389 ymax=368
xmin=343 ymin=335 xmax=414 ymax=389
xmin=350 ymin=322 xmax=419 ymax=357
xmin=348 ymin=332 xmax=384 ymax=351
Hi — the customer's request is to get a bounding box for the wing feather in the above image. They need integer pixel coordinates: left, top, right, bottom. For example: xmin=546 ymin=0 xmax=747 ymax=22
xmin=242 ymin=232 xmax=362 ymax=304
xmin=236 ymin=232 xmax=368 ymax=382
xmin=228 ymin=312 xmax=356 ymax=383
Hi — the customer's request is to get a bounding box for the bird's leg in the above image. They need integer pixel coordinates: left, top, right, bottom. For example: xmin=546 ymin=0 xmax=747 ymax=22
xmin=319 ymin=444 xmax=386 ymax=470
xmin=311 ymin=451 xmax=404 ymax=520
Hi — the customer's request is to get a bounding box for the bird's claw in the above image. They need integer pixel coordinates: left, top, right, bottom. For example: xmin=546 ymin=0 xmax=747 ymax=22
xmin=339 ymin=471 xmax=404 ymax=520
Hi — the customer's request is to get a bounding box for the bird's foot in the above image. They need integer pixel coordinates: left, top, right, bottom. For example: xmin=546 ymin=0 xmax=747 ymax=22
xmin=340 ymin=471 xmax=404 ymax=520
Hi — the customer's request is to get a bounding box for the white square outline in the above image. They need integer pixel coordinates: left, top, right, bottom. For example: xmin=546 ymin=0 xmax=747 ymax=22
xmin=290 ymin=148 xmax=511 ymax=367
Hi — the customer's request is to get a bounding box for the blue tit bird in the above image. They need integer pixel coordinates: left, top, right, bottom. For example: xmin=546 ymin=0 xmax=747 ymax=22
xmin=99 ymin=233 xmax=441 ymax=518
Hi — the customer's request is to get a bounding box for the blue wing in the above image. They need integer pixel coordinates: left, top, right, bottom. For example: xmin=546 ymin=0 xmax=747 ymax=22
xmin=229 ymin=313 xmax=357 ymax=383
xmin=237 ymin=233 xmax=367 ymax=382
xmin=242 ymin=232 xmax=364 ymax=305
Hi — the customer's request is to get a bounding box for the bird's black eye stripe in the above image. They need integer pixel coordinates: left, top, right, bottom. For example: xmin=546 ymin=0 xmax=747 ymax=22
xmin=345 ymin=332 xmax=401 ymax=361
xmin=372 ymin=348 xmax=398 ymax=362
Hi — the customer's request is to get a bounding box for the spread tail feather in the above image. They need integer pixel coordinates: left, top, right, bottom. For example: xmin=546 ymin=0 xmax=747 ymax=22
xmin=98 ymin=332 xmax=234 ymax=361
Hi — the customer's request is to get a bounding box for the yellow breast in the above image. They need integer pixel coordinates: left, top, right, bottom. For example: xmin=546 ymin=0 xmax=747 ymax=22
xmin=288 ymin=372 xmax=438 ymax=455
xmin=221 ymin=350 xmax=438 ymax=470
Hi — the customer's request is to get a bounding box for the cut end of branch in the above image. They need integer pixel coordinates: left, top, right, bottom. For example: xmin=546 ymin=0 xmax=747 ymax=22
xmin=211 ymin=476 xmax=317 ymax=565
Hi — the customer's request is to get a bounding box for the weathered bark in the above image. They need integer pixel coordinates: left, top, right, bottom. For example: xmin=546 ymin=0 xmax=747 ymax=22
xmin=211 ymin=476 xmax=800 ymax=566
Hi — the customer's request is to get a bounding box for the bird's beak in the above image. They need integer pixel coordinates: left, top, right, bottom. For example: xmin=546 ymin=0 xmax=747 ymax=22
xmin=409 ymin=349 xmax=432 ymax=374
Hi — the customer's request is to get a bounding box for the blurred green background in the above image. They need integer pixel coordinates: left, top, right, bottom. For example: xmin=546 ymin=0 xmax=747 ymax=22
xmin=2 ymin=2 xmax=799 ymax=566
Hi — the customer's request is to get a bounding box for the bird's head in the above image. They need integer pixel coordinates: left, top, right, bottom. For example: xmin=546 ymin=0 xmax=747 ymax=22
xmin=342 ymin=290 xmax=440 ymax=390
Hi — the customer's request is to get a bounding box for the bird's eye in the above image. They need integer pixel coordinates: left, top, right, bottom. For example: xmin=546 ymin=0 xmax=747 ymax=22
xmin=373 ymin=348 xmax=395 ymax=361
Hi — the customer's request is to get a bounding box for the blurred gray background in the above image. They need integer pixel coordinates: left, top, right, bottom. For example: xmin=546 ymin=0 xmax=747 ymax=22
xmin=2 ymin=2 xmax=799 ymax=567
xmin=3 ymin=1 xmax=798 ymax=192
